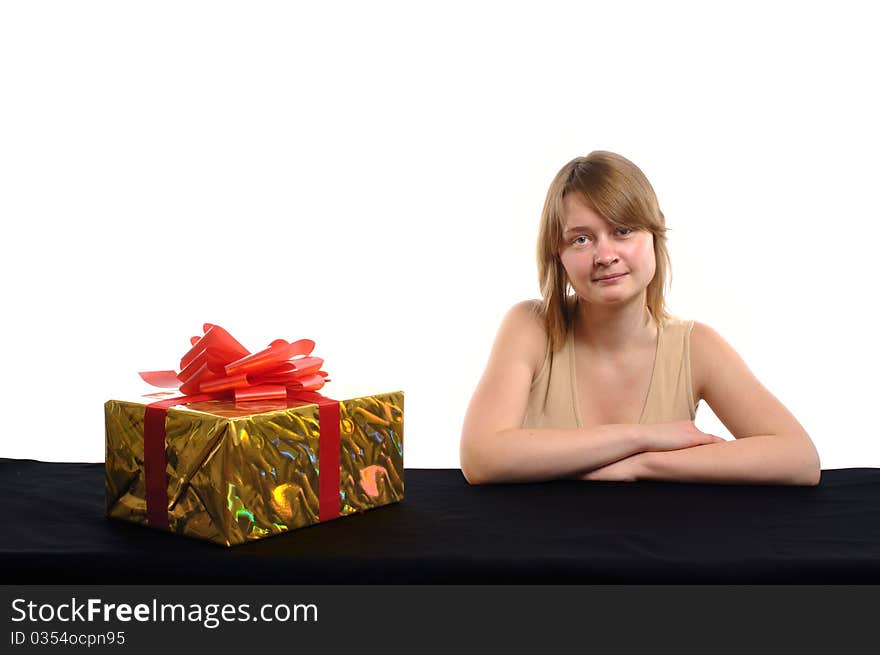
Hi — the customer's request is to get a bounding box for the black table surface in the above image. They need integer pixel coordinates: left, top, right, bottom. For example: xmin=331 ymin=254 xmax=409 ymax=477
xmin=3 ymin=458 xmax=880 ymax=583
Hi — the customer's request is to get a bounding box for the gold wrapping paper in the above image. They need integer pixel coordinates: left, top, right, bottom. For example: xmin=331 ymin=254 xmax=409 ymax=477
xmin=105 ymin=390 xmax=404 ymax=546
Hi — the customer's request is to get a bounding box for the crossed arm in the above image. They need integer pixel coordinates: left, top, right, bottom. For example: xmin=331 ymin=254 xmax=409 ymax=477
xmin=583 ymin=322 xmax=821 ymax=486
xmin=583 ymin=433 xmax=820 ymax=485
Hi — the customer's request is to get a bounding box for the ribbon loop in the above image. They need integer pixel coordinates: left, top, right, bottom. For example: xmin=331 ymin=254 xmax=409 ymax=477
xmin=141 ymin=325 xmax=330 ymax=402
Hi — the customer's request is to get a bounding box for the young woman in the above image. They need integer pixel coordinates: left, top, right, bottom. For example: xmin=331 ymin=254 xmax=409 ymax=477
xmin=460 ymin=151 xmax=820 ymax=486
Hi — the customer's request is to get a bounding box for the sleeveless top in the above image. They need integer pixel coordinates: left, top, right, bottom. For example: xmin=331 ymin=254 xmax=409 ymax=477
xmin=521 ymin=315 xmax=700 ymax=429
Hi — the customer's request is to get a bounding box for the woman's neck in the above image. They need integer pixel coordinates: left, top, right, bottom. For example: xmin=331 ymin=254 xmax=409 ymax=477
xmin=572 ymin=295 xmax=657 ymax=356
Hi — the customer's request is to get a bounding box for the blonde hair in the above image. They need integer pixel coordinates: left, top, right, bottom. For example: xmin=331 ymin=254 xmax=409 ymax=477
xmin=536 ymin=151 xmax=672 ymax=352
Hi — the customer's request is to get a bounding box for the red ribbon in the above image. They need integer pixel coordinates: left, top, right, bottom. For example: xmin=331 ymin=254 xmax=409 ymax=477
xmin=139 ymin=323 xmax=340 ymax=530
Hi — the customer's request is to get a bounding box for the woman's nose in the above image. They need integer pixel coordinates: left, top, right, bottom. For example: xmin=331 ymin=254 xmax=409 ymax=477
xmin=593 ymin=239 xmax=618 ymax=265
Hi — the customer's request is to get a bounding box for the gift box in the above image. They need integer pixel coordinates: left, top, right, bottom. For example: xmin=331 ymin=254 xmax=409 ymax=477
xmin=104 ymin=324 xmax=404 ymax=546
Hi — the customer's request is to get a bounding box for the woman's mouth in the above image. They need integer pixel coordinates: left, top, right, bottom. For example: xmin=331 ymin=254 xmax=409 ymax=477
xmin=593 ymin=272 xmax=628 ymax=283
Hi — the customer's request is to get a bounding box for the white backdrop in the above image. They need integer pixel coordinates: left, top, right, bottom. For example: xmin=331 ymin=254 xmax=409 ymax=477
xmin=2 ymin=1 xmax=877 ymax=469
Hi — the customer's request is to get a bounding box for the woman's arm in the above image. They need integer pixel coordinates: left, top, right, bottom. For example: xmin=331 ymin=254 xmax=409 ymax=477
xmin=463 ymin=424 xmax=651 ymax=484
xmin=641 ymin=434 xmax=819 ymax=485
xmin=585 ymin=322 xmax=821 ymax=486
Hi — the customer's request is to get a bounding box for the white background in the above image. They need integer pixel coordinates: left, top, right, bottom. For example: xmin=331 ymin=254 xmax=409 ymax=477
xmin=2 ymin=1 xmax=877 ymax=469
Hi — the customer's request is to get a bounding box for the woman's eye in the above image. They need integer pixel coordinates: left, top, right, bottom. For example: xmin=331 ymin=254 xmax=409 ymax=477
xmin=616 ymin=227 xmax=633 ymax=236
xmin=573 ymin=235 xmax=589 ymax=245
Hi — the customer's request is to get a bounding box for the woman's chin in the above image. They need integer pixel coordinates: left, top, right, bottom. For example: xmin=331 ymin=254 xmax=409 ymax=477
xmin=583 ymin=290 xmax=642 ymax=306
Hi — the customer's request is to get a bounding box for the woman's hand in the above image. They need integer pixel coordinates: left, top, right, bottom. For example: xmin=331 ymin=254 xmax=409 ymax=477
xmin=579 ymin=452 xmax=654 ymax=482
xmin=579 ymin=425 xmax=730 ymax=482
xmin=643 ymin=420 xmax=726 ymax=452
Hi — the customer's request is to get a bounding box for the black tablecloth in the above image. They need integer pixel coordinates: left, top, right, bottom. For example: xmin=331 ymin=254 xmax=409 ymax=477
xmin=3 ymin=458 xmax=880 ymax=583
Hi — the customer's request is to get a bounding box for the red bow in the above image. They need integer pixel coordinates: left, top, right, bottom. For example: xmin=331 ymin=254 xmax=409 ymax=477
xmin=139 ymin=323 xmax=330 ymax=402
xmin=137 ymin=323 xmax=341 ymax=532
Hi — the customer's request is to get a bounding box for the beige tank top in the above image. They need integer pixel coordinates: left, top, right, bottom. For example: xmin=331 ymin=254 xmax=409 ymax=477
xmin=521 ymin=315 xmax=699 ymax=429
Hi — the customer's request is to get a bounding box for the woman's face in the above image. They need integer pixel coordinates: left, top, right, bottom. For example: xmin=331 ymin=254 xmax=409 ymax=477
xmin=557 ymin=193 xmax=656 ymax=307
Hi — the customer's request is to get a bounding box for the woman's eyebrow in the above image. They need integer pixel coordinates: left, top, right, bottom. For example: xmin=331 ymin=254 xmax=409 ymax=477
xmin=563 ymin=225 xmax=595 ymax=235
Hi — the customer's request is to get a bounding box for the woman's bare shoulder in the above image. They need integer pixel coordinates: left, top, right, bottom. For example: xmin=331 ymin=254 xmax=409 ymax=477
xmin=507 ymin=298 xmax=543 ymax=320
xmin=503 ymin=299 xmax=546 ymax=332
xmin=499 ymin=299 xmax=550 ymax=378
xmin=687 ymin=320 xmax=738 ymax=399
xmin=689 ymin=320 xmax=732 ymax=356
